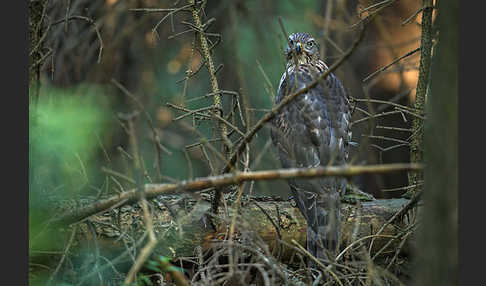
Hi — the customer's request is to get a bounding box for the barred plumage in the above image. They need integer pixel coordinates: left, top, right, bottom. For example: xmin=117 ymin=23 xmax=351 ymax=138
xmin=271 ymin=32 xmax=351 ymax=262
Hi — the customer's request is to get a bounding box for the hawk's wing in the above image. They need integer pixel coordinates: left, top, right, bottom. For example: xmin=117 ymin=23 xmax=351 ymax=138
xmin=271 ymin=61 xmax=351 ymax=176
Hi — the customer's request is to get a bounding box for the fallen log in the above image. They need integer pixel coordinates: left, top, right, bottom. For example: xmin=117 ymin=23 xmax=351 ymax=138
xmin=71 ymin=195 xmax=416 ymax=264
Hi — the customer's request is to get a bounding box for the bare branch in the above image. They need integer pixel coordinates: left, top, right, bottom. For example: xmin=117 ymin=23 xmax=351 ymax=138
xmin=55 ymin=163 xmax=422 ymax=225
xmin=363 ymin=47 xmax=420 ymax=83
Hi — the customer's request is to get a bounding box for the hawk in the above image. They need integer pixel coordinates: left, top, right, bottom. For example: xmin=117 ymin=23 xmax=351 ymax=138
xmin=270 ymin=32 xmax=351 ymax=262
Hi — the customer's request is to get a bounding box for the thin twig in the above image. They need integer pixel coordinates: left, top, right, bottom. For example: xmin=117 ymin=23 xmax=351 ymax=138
xmin=362 ymin=135 xmax=410 ymax=146
xmin=335 ymin=234 xmax=395 ymax=262
xmin=256 ymin=59 xmax=276 ymax=104
xmin=101 ymin=166 xmax=136 ymax=185
xmin=353 ymin=0 xmax=397 ymax=29
xmin=362 ymin=47 xmax=420 ymax=83
xmin=148 ymin=3 xmax=194 ymax=39
xmin=76 ymin=232 xmax=148 ymax=285
xmin=350 ymin=110 xmax=405 ymax=127
xmin=375 ymin=125 xmax=412 ymax=132
xmin=402 ymin=6 xmax=424 ymax=26
xmin=381 ymin=182 xmax=423 ymax=193
xmin=46 ymin=226 xmax=78 ymax=286
xmin=368 ymin=191 xmax=422 ymax=255
xmin=112 ymin=78 xmax=168 ymax=180
xmin=123 ymin=116 xmax=159 ymax=284
xmin=291 ymin=239 xmax=344 ymax=286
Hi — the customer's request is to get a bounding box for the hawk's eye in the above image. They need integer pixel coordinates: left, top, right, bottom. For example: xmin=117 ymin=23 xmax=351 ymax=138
xmin=306 ymin=40 xmax=315 ymax=49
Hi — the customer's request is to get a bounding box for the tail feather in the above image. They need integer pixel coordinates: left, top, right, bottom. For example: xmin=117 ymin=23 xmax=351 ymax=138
xmin=291 ymin=185 xmax=341 ymax=262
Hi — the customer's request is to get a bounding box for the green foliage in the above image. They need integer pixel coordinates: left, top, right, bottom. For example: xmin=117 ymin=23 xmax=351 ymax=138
xmin=137 ymin=274 xmax=153 ymax=286
xmin=30 ymin=85 xmax=112 ymax=195
xmin=146 ymin=255 xmax=182 ymax=272
xmin=29 ymin=85 xmax=114 ymax=268
xmin=36 ymin=93 xmax=105 ymax=159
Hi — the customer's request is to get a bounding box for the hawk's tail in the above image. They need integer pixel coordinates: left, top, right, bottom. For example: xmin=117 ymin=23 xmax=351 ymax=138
xmin=291 ymin=185 xmax=341 ymax=263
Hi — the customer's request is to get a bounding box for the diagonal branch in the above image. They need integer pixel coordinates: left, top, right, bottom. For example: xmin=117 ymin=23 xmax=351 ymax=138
xmin=362 ymin=47 xmax=420 ymax=83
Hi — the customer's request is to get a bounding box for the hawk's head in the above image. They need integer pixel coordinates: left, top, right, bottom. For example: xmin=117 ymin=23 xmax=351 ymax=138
xmin=285 ymin=32 xmax=320 ymax=66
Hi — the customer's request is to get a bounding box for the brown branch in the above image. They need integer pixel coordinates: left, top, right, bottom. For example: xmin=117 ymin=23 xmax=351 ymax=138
xmin=362 ymin=47 xmax=420 ymax=83
xmin=212 ymin=113 xmax=245 ymax=137
xmin=359 ymin=0 xmax=395 ymax=15
xmin=350 ymin=110 xmax=406 ymax=127
xmin=396 ymin=106 xmax=426 ymax=120
xmin=146 ymin=3 xmax=194 ymax=39
xmin=375 ymin=125 xmax=412 ymax=132
xmin=353 ymin=0 xmax=397 ymax=28
xmin=256 ymin=60 xmax=276 ymax=105
xmin=54 ymin=163 xmax=422 ymax=226
xmin=167 ymin=103 xmax=213 ymax=121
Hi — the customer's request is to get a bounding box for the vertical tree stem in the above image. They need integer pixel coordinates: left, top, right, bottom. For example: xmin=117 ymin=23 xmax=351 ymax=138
xmin=29 ymin=0 xmax=47 ymax=200
xmin=29 ymin=0 xmax=46 ymax=105
xmin=407 ymin=0 xmax=434 ymax=197
xmin=189 ymin=0 xmax=230 ymax=214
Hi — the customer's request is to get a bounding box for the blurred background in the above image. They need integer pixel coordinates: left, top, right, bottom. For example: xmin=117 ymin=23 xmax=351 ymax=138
xmin=31 ymin=0 xmax=422 ymax=203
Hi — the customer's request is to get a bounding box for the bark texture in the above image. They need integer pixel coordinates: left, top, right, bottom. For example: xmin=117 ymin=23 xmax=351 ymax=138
xmin=413 ymin=0 xmax=458 ymax=285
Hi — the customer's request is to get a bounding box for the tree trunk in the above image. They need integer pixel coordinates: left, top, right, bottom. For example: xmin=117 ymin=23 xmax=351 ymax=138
xmin=413 ymin=0 xmax=458 ymax=285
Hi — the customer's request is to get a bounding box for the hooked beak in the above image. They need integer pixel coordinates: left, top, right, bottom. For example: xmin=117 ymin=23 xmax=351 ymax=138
xmin=295 ymin=42 xmax=302 ymax=54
